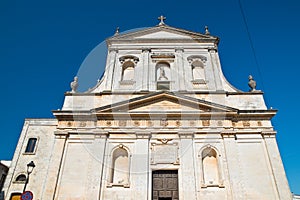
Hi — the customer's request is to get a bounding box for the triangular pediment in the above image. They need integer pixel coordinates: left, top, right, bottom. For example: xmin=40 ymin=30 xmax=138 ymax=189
xmin=135 ymin=30 xmax=192 ymax=39
xmin=107 ymin=25 xmax=218 ymax=43
xmin=94 ymin=92 xmax=237 ymax=114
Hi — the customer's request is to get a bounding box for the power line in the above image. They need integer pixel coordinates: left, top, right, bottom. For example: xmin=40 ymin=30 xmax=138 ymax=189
xmin=238 ymin=0 xmax=270 ymax=106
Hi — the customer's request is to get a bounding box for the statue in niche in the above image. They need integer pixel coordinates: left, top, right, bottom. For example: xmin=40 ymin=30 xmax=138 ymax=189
xmin=158 ymin=67 xmax=168 ymax=80
xmin=248 ymin=75 xmax=256 ymax=92
xmin=70 ymin=76 xmax=78 ymax=93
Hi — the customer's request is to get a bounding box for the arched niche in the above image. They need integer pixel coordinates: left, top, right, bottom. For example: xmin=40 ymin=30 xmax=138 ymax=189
xmin=109 ymin=145 xmax=130 ymax=187
xmin=121 ymin=61 xmax=135 ymax=81
xmin=191 ymin=60 xmax=205 ymax=81
xmin=156 ymin=62 xmax=171 ymax=90
xmin=199 ymin=145 xmax=224 ymax=188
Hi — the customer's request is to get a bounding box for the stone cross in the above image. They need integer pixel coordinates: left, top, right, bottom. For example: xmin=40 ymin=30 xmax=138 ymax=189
xmin=158 ymin=15 xmax=166 ymax=25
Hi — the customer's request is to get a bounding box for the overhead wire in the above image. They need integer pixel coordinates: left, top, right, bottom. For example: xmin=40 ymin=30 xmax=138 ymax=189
xmin=238 ymin=0 xmax=271 ymax=107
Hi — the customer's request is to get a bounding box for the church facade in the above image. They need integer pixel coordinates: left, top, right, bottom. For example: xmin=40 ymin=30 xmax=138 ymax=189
xmin=3 ymin=18 xmax=292 ymax=200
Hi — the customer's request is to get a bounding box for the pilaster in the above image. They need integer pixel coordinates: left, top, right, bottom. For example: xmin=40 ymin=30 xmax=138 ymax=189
xmin=131 ymin=133 xmax=150 ymax=199
xmin=208 ymin=48 xmax=223 ymax=91
xmin=175 ymin=48 xmax=186 ymax=91
xmin=178 ymin=133 xmax=197 ymax=199
xmin=41 ymin=131 xmax=68 ymax=199
xmin=141 ymin=48 xmax=150 ymax=91
xmin=263 ymin=134 xmax=292 ymax=200
xmin=104 ymin=49 xmax=118 ymax=91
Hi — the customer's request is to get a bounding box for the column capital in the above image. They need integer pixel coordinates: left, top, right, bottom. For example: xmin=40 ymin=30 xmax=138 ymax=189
xmin=108 ymin=48 xmax=118 ymax=53
xmin=175 ymin=47 xmax=184 ymax=52
xmin=141 ymin=48 xmax=151 ymax=52
xmin=208 ymin=47 xmax=218 ymax=53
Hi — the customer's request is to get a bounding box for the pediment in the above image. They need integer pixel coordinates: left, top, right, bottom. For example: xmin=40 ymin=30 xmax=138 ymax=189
xmin=94 ymin=92 xmax=237 ymax=114
xmin=107 ymin=25 xmax=218 ymax=42
xmin=135 ymin=30 xmax=192 ymax=39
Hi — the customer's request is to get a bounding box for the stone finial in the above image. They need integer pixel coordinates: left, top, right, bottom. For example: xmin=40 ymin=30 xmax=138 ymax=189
xmin=248 ymin=75 xmax=256 ymax=92
xmin=158 ymin=15 xmax=166 ymax=26
xmin=114 ymin=27 xmax=120 ymax=36
xmin=205 ymin=26 xmax=210 ymax=35
xmin=70 ymin=76 xmax=78 ymax=93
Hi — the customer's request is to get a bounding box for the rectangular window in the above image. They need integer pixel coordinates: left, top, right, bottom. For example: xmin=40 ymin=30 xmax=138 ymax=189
xmin=25 ymin=138 xmax=37 ymax=153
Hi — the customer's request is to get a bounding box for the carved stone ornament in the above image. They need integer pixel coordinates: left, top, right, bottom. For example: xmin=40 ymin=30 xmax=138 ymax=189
xmin=187 ymin=55 xmax=207 ymax=63
xmin=133 ymin=120 xmax=140 ymax=126
xmin=119 ymin=55 xmax=139 ymax=64
xmin=70 ymin=76 xmax=78 ymax=93
xmin=106 ymin=120 xmax=112 ymax=126
xmin=67 ymin=121 xmax=73 ymax=127
xmin=160 ymin=118 xmax=168 ymax=127
xmin=232 ymin=121 xmax=237 ymax=127
xmin=157 ymin=138 xmax=172 ymax=144
xmin=248 ymin=75 xmax=257 ymax=92
xmin=79 ymin=121 xmax=86 ymax=127
xmin=175 ymin=120 xmax=181 ymax=127
xmin=119 ymin=120 xmax=126 ymax=127
xmin=202 ymin=120 xmax=210 ymax=127
xmin=257 ymin=121 xmax=262 ymax=126
xmin=147 ymin=120 xmax=154 ymax=127
xmin=190 ymin=120 xmax=196 ymax=126
xmin=243 ymin=121 xmax=250 ymax=127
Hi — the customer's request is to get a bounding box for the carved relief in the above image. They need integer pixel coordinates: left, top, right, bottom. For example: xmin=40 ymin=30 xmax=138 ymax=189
xmin=202 ymin=120 xmax=210 ymax=127
xmin=106 ymin=120 xmax=112 ymax=126
xmin=190 ymin=120 xmax=196 ymax=126
xmin=243 ymin=121 xmax=250 ymax=127
xmin=147 ymin=120 xmax=154 ymax=127
xmin=133 ymin=120 xmax=140 ymax=127
xmin=157 ymin=138 xmax=172 ymax=144
xmin=160 ymin=118 xmax=168 ymax=127
xmin=217 ymin=121 xmax=223 ymax=126
xmin=257 ymin=121 xmax=262 ymax=126
xmin=175 ymin=120 xmax=181 ymax=127
xmin=67 ymin=121 xmax=73 ymax=127
xmin=232 ymin=121 xmax=236 ymax=127
xmin=119 ymin=120 xmax=127 ymax=127
xmin=79 ymin=121 xmax=86 ymax=127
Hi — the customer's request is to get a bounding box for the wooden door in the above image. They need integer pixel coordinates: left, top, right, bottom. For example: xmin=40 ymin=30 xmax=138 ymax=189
xmin=152 ymin=170 xmax=178 ymax=200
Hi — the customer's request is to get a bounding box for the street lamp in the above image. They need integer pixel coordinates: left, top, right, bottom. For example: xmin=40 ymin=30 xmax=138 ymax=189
xmin=23 ymin=161 xmax=35 ymax=192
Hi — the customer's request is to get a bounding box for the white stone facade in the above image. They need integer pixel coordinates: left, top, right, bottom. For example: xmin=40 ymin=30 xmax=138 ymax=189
xmin=2 ymin=22 xmax=292 ymax=200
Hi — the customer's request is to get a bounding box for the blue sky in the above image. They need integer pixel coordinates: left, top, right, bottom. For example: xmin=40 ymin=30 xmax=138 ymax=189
xmin=1 ymin=0 xmax=299 ymax=194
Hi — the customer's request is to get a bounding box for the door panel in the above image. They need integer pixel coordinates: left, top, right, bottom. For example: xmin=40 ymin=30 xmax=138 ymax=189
xmin=152 ymin=170 xmax=178 ymax=200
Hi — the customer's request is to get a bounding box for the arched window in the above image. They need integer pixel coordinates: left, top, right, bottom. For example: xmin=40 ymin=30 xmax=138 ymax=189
xmin=25 ymin=138 xmax=37 ymax=153
xmin=156 ymin=62 xmax=171 ymax=90
xmin=110 ymin=146 xmax=130 ymax=186
xmin=191 ymin=60 xmax=205 ymax=81
xmin=201 ymin=147 xmax=220 ymax=186
xmin=15 ymin=174 xmax=26 ymax=182
xmin=121 ymin=61 xmax=135 ymax=81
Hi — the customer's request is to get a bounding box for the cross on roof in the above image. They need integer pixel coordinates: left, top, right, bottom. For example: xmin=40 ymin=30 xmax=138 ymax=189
xmin=158 ymin=15 xmax=166 ymax=26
